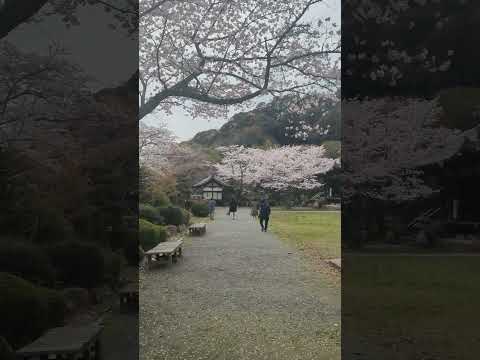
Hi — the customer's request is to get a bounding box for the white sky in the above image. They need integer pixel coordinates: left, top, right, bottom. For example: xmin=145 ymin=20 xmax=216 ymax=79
xmin=7 ymin=4 xmax=137 ymax=90
xmin=144 ymin=0 xmax=341 ymax=142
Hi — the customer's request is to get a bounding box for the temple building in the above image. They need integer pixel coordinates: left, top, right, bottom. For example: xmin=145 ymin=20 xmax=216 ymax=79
xmin=192 ymin=175 xmax=228 ymax=203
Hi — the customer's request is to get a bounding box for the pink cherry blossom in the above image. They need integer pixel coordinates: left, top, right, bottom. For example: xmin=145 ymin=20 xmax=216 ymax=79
xmin=215 ymin=144 xmax=337 ymax=191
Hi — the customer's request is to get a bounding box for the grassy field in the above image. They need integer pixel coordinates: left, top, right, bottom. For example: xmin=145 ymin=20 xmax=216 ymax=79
xmin=343 ymin=255 xmax=480 ymax=358
xmin=269 ymin=211 xmax=340 ymax=259
xmin=190 ymin=215 xmax=212 ymax=224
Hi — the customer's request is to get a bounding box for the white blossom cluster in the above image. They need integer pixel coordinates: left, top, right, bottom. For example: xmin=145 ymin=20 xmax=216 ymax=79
xmin=342 ymin=96 xmax=468 ymax=201
xmin=215 ymin=144 xmax=336 ymax=191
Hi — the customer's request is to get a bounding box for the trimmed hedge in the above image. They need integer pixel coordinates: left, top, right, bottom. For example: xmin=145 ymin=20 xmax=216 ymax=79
xmin=47 ymin=242 xmax=105 ymax=289
xmin=0 ymin=336 xmax=14 ymax=360
xmin=0 ymin=273 xmax=66 ymax=349
xmin=139 ymin=219 xmax=167 ymax=251
xmin=191 ymin=202 xmax=209 ymax=217
xmin=62 ymin=287 xmax=90 ymax=314
xmin=102 ymin=249 xmax=124 ymax=285
xmin=123 ymin=230 xmax=139 ymax=266
xmin=182 ymin=209 xmax=191 ymax=225
xmin=139 ymin=203 xmax=164 ymax=225
xmin=148 ymin=189 xmax=170 ymax=208
xmin=158 ymin=206 xmax=187 ymax=226
xmin=42 ymin=287 xmax=67 ymax=328
xmin=34 ymin=207 xmax=74 ymax=244
xmin=0 ymin=241 xmax=55 ymax=286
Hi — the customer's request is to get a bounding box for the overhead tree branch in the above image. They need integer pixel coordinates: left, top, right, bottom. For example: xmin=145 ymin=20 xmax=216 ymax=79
xmin=0 ymin=0 xmax=49 ymax=39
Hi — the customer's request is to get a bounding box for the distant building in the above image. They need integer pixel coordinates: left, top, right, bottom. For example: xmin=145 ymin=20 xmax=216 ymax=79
xmin=413 ymin=125 xmax=480 ymax=233
xmin=192 ymin=175 xmax=227 ymax=203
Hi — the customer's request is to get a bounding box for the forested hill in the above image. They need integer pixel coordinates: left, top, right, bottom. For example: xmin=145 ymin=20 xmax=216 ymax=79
xmin=185 ymin=96 xmax=341 ymax=158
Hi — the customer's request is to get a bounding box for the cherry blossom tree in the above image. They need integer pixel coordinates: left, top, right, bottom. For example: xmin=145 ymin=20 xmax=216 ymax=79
xmin=139 ymin=0 xmax=340 ymax=119
xmin=139 ymin=121 xmax=178 ymax=174
xmin=254 ymin=145 xmax=337 ymax=191
xmin=214 ymin=145 xmax=253 ymax=196
xmin=342 ymin=0 xmax=475 ymax=98
xmin=140 ymin=122 xmax=215 ymax=204
xmin=215 ymin=145 xmax=336 ymax=193
xmin=341 ymin=97 xmax=466 ymax=202
xmin=0 ymin=42 xmax=91 ymax=145
xmin=263 ymin=92 xmax=340 ymax=143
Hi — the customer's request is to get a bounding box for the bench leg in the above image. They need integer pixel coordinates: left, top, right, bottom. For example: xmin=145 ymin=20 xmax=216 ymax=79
xmin=169 ymin=254 xmax=173 ymax=265
xmin=178 ymin=247 xmax=183 ymax=257
xmin=146 ymin=255 xmax=152 ymax=270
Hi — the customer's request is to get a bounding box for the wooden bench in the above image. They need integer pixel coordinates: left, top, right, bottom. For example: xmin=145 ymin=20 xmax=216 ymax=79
xmin=144 ymin=240 xmax=183 ymax=269
xmin=16 ymin=323 xmax=103 ymax=360
xmin=189 ymin=223 xmax=206 ymax=236
xmin=119 ymin=282 xmax=138 ymax=313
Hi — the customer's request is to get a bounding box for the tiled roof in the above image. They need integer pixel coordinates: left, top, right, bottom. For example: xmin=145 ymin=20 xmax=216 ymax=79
xmin=192 ymin=175 xmax=227 ymax=187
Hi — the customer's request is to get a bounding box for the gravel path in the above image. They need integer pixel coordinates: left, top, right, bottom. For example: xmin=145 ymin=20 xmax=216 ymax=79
xmin=140 ymin=208 xmax=340 ymax=360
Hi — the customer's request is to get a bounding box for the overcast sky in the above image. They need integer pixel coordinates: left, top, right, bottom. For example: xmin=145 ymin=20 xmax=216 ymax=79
xmin=143 ymin=0 xmax=341 ymax=142
xmin=6 ymin=4 xmax=137 ymax=90
xmin=6 ymin=1 xmax=339 ymax=142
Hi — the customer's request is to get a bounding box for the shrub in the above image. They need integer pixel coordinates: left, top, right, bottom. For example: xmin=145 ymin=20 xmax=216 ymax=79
xmin=34 ymin=207 xmax=74 ymax=244
xmin=149 ymin=189 xmax=171 ymax=207
xmin=139 ymin=204 xmax=164 ymax=225
xmin=40 ymin=287 xmax=67 ymax=328
xmin=139 ymin=219 xmax=167 ymax=251
xmin=0 ymin=274 xmax=67 ymax=349
xmin=0 ymin=337 xmax=14 ymax=360
xmin=158 ymin=206 xmax=187 ymax=226
xmin=102 ymin=249 xmax=124 ymax=285
xmin=47 ymin=242 xmax=105 ymax=289
xmin=0 ymin=273 xmax=49 ymax=349
xmin=123 ymin=230 xmax=139 ymax=266
xmin=181 ymin=209 xmax=191 ymax=225
xmin=62 ymin=287 xmax=90 ymax=314
xmin=191 ymin=202 xmax=209 ymax=217
xmin=165 ymin=225 xmax=178 ymax=237
xmin=0 ymin=241 xmax=55 ymax=286
xmin=108 ymin=225 xmax=135 ymax=252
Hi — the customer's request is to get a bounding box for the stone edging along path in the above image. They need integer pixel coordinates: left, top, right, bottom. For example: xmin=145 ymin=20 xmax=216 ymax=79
xmin=326 ymin=258 xmax=341 ymax=270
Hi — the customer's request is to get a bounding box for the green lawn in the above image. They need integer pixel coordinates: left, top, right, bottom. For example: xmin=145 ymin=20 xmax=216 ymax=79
xmin=269 ymin=211 xmax=340 ymax=259
xmin=190 ymin=215 xmax=212 ymax=224
xmin=343 ymin=255 xmax=480 ymax=358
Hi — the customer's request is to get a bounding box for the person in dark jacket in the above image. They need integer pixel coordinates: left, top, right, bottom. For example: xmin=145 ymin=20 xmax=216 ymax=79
xmin=258 ymin=199 xmax=271 ymax=232
xmin=229 ymin=198 xmax=238 ymax=219
xmin=184 ymin=199 xmax=192 ymax=211
xmin=208 ymin=198 xmax=216 ymax=220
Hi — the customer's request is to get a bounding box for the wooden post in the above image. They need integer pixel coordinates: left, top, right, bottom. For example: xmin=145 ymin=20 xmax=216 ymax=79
xmin=94 ymin=338 xmax=101 ymax=360
xmin=453 ymin=199 xmax=459 ymax=220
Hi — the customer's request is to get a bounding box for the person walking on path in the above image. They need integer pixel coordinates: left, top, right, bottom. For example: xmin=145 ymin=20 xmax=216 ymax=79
xmin=229 ymin=197 xmax=238 ymax=220
xmin=259 ymin=198 xmax=271 ymax=232
xmin=208 ymin=198 xmax=216 ymax=220
xmin=184 ymin=199 xmax=192 ymax=211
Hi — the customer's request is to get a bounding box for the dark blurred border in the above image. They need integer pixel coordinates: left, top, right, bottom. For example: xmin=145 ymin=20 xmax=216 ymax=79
xmin=342 ymin=1 xmax=480 ymax=359
xmin=0 ymin=1 xmax=138 ymax=359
